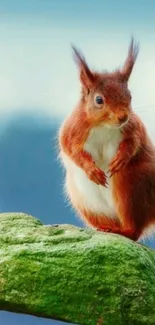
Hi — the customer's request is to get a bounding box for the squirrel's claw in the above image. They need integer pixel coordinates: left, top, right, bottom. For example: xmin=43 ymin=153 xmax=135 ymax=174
xmin=108 ymin=154 xmax=128 ymax=177
xmin=87 ymin=166 xmax=108 ymax=187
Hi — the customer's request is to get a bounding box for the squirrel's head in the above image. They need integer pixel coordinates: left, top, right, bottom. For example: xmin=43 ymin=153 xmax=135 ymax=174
xmin=72 ymin=38 xmax=139 ymax=128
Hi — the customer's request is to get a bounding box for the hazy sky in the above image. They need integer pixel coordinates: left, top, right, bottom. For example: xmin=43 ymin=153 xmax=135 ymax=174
xmin=0 ymin=0 xmax=155 ymax=137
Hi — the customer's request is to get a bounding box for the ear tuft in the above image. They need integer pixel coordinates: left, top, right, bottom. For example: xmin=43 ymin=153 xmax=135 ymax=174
xmin=71 ymin=45 xmax=86 ymax=69
xmin=71 ymin=44 xmax=96 ymax=89
xmin=120 ymin=37 xmax=139 ymax=82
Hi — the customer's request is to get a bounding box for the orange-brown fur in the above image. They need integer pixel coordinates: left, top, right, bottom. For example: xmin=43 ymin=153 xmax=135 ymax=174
xmin=59 ymin=38 xmax=155 ymax=241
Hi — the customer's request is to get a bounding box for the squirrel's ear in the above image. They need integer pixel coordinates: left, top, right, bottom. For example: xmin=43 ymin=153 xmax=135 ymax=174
xmin=120 ymin=38 xmax=139 ymax=82
xmin=72 ymin=45 xmax=96 ymax=89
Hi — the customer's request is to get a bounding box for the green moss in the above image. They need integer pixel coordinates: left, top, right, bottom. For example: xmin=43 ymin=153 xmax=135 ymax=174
xmin=0 ymin=213 xmax=155 ymax=324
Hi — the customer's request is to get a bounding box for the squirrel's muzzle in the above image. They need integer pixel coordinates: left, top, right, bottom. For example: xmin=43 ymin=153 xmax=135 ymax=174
xmin=118 ymin=113 xmax=128 ymax=124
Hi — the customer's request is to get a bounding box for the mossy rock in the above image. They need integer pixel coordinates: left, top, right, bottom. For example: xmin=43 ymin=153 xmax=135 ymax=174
xmin=0 ymin=213 xmax=155 ymax=325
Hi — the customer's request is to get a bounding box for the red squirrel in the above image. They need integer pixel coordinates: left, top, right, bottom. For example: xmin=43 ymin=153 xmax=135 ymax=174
xmin=58 ymin=38 xmax=155 ymax=241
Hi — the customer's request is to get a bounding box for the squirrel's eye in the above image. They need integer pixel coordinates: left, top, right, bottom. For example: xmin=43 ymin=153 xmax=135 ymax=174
xmin=95 ymin=95 xmax=104 ymax=106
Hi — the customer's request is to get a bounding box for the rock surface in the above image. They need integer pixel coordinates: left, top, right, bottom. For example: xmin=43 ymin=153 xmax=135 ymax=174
xmin=0 ymin=213 xmax=155 ymax=325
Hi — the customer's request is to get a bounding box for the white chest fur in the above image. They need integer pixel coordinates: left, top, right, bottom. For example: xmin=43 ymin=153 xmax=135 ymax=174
xmin=84 ymin=124 xmax=122 ymax=171
xmin=63 ymin=124 xmax=123 ymax=219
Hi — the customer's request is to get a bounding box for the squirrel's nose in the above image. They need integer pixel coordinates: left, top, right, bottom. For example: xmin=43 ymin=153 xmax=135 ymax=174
xmin=118 ymin=114 xmax=128 ymax=123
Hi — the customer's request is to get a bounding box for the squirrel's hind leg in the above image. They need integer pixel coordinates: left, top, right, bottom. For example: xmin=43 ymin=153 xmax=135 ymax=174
xmin=77 ymin=207 xmax=121 ymax=231
xmin=78 ymin=207 xmax=140 ymax=240
xmin=97 ymin=226 xmax=140 ymax=241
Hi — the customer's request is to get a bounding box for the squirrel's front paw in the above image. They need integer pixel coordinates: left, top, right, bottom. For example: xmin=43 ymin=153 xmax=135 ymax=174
xmin=108 ymin=153 xmax=129 ymax=177
xmin=86 ymin=166 xmax=108 ymax=187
